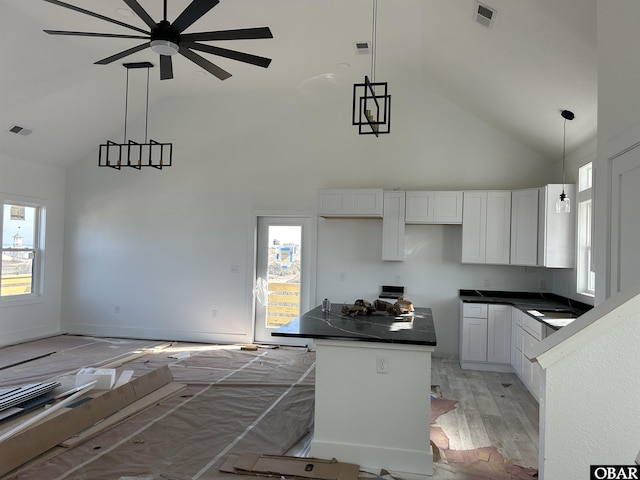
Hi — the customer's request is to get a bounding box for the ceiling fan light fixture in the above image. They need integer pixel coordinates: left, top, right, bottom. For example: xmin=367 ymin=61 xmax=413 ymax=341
xmin=150 ymin=40 xmax=179 ymax=56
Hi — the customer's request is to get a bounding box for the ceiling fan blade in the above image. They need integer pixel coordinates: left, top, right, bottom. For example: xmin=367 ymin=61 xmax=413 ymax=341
xmin=44 ymin=30 xmax=149 ymax=40
xmin=183 ymin=42 xmax=271 ymax=69
xmin=179 ymin=46 xmax=231 ymax=81
xmin=95 ymin=42 xmax=150 ymax=65
xmin=122 ymin=0 xmax=157 ymax=30
xmin=43 ymin=0 xmax=149 ymax=35
xmin=172 ymin=0 xmax=220 ymax=34
xmin=181 ymin=27 xmax=273 ymax=42
xmin=160 ymin=55 xmax=173 ymax=80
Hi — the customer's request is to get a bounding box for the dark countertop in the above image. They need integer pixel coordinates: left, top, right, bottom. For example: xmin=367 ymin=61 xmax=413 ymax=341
xmin=271 ymin=305 xmax=437 ymax=346
xmin=459 ymin=289 xmax=593 ymax=330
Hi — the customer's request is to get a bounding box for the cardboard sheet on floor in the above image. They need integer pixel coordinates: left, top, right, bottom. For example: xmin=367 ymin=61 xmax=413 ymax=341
xmin=221 ymin=453 xmax=359 ymax=480
xmin=0 ymin=365 xmax=173 ymax=477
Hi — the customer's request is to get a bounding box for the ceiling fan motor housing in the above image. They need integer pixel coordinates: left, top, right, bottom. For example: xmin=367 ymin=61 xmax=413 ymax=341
xmin=151 ymin=20 xmax=180 ymax=45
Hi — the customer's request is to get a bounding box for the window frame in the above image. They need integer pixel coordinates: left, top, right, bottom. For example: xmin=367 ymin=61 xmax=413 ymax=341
xmin=576 ymin=162 xmax=595 ymax=297
xmin=1 ymin=194 xmax=46 ymax=305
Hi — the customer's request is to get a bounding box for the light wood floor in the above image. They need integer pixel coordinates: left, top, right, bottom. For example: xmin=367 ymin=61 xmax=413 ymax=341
xmin=431 ymin=355 xmax=540 ymax=470
xmin=288 ymin=355 xmax=540 ymax=478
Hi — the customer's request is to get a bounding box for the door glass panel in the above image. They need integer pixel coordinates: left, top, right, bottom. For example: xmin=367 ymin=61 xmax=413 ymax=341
xmin=266 ymin=225 xmax=301 ymax=329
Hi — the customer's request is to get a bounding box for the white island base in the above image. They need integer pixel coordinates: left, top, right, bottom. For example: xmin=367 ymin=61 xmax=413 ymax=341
xmin=310 ymin=339 xmax=434 ymax=477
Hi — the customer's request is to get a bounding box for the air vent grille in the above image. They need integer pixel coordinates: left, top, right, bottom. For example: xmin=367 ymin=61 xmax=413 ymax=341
xmin=8 ymin=125 xmax=33 ymax=136
xmin=354 ymin=41 xmax=370 ymax=55
xmin=475 ymin=2 xmax=497 ymax=28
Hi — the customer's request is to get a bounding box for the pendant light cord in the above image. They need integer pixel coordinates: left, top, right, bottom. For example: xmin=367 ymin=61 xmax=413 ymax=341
xmin=561 ymin=116 xmax=567 ymax=196
xmin=370 ymin=0 xmax=377 ymax=82
xmin=144 ymin=66 xmax=150 ymax=144
xmin=123 ymin=67 xmax=129 ymax=143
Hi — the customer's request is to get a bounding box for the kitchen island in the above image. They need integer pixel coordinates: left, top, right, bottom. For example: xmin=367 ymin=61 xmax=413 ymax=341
xmin=273 ymin=305 xmax=437 ymax=476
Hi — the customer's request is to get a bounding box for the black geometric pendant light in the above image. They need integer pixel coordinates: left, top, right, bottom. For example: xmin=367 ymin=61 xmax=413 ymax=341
xmin=352 ymin=0 xmax=391 ymax=136
xmin=98 ymin=62 xmax=172 ymax=170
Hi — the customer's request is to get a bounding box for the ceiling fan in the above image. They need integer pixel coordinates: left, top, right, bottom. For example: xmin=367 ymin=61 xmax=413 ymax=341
xmin=42 ymin=0 xmax=273 ymax=80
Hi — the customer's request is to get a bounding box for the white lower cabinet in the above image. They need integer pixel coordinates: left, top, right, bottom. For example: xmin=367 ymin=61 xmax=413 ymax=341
xmin=460 ymin=302 xmax=512 ymax=372
xmin=487 ymin=304 xmax=512 ymax=364
xmin=510 ymin=306 xmax=542 ymax=402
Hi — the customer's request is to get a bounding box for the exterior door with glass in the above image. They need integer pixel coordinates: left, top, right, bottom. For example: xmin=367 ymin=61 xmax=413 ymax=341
xmin=254 ymin=216 xmax=311 ymax=345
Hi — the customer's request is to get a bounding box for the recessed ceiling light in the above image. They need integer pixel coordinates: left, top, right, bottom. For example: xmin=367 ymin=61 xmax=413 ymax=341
xmin=337 ymin=63 xmax=351 ymax=69
xmin=115 ymin=8 xmax=134 ymax=17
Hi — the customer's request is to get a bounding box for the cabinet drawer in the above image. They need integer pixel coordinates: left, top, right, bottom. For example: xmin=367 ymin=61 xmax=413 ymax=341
xmin=522 ymin=314 xmax=543 ymax=340
xmin=462 ymin=303 xmax=488 ymax=318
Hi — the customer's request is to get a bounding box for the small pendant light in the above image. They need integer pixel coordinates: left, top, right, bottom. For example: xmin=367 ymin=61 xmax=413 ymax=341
xmin=556 ymin=109 xmax=574 ymax=213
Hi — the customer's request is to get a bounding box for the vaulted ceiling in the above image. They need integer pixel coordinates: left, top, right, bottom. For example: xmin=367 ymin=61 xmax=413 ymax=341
xmin=1 ymin=0 xmax=597 ymax=168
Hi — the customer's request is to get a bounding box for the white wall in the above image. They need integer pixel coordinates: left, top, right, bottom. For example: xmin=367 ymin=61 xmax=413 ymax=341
xmin=0 ymin=154 xmax=65 ymax=346
xmin=61 ymin=81 xmax=556 ymax=354
xmin=537 ymin=288 xmax=640 ymax=479
xmin=595 ymin=0 xmax=640 ymax=304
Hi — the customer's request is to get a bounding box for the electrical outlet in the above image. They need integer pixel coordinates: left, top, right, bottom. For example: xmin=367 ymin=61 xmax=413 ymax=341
xmin=483 ymin=278 xmax=491 ymax=288
xmin=230 ymin=265 xmax=239 ymax=274
xmin=340 ymin=272 xmax=346 ymax=281
xmin=394 ymin=274 xmax=401 ymax=283
xmin=114 ymin=305 xmax=120 ymax=314
xmin=539 ymin=279 xmax=547 ymax=290
xmin=211 ymin=309 xmax=218 ymax=318
xmin=376 ymin=355 xmax=389 ymax=374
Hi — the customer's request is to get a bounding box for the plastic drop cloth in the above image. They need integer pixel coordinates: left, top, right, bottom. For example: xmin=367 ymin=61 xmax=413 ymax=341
xmin=9 ymin=346 xmax=316 ymax=480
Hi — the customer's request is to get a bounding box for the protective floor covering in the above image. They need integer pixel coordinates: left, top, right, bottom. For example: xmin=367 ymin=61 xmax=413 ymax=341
xmin=3 ymin=340 xmax=315 ymax=480
xmin=0 ymin=336 xmax=167 ymax=387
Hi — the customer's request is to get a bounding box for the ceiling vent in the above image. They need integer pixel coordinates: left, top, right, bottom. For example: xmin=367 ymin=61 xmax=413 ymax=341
xmin=353 ymin=41 xmax=370 ymax=55
xmin=8 ymin=125 xmax=33 ymax=136
xmin=474 ymin=1 xmax=497 ymax=28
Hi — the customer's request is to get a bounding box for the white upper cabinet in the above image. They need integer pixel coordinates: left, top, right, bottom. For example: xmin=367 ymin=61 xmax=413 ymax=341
xmin=382 ymin=191 xmax=406 ymax=261
xmin=405 ymin=191 xmax=462 ymax=224
xmin=405 ymin=191 xmax=434 ymax=223
xmin=462 ymin=191 xmax=511 ymax=264
xmin=510 ymin=188 xmax=539 ymax=266
xmin=538 ymin=184 xmax=576 ymax=268
xmin=317 ymin=189 xmax=383 ymax=217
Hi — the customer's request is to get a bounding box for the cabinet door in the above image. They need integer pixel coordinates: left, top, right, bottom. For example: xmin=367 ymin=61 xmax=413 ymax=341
xmin=510 ymin=188 xmax=539 ymax=266
xmin=487 ymin=304 xmax=512 ymax=364
xmin=485 ymin=191 xmax=511 ymax=264
xmin=405 ymin=191 xmax=434 ymax=224
xmin=318 ymin=189 xmax=383 ymax=216
xmin=511 ymin=310 xmax=522 ymax=373
xmin=522 ymin=330 xmax=541 ymax=400
xmin=461 ymin=191 xmax=487 ymax=263
xmin=461 ymin=317 xmax=488 ymax=362
xmin=433 ymin=191 xmax=463 ymax=224
xmin=382 ymin=191 xmax=406 ymax=261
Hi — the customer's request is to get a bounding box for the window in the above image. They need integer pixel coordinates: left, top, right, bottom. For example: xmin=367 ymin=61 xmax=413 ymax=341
xmin=1 ymin=197 xmax=45 ymax=300
xmin=577 ymin=163 xmax=594 ymax=296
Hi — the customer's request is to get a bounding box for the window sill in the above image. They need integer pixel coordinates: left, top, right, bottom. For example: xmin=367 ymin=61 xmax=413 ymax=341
xmin=0 ymin=295 xmax=46 ymax=308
